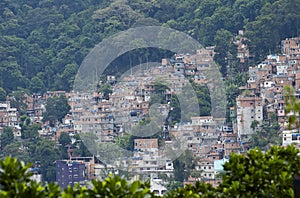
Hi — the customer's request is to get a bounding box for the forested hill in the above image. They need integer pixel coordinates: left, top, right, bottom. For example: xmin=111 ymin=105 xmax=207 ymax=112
xmin=0 ymin=0 xmax=299 ymax=94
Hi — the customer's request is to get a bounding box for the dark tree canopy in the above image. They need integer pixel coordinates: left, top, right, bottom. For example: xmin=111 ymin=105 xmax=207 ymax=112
xmin=58 ymin=132 xmax=71 ymax=147
xmin=0 ymin=127 xmax=14 ymax=149
xmin=43 ymin=95 xmax=71 ymax=126
xmin=0 ymin=87 xmax=6 ymax=101
xmin=0 ymin=0 xmax=299 ymax=94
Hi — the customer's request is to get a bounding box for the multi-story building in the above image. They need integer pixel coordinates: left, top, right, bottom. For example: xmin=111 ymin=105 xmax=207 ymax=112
xmin=281 ymin=37 xmax=300 ymax=57
xmin=56 ymin=160 xmax=87 ymax=189
xmin=236 ymin=96 xmax=263 ymax=137
xmin=0 ymin=101 xmax=19 ymax=128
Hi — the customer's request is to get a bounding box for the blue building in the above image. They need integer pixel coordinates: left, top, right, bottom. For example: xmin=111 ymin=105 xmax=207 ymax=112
xmin=56 ymin=160 xmax=86 ymax=189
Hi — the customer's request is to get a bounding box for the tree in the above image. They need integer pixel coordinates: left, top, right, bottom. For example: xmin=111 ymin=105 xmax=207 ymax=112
xmin=21 ymin=123 xmax=41 ymax=140
xmin=250 ymin=120 xmax=259 ymax=131
xmin=0 ymin=87 xmax=6 ymax=101
xmin=43 ymin=95 xmax=71 ymax=126
xmin=284 ymin=85 xmax=300 ymax=129
xmin=60 ymin=63 xmax=78 ymax=91
xmin=251 ymin=119 xmax=281 ymax=151
xmin=73 ymin=141 xmax=92 ymax=157
xmin=8 ymin=90 xmax=29 ymax=115
xmin=191 ymin=81 xmax=211 ymax=116
xmin=0 ymin=156 xmax=61 ymax=197
xmin=0 ymin=127 xmax=14 ymax=149
xmin=0 ymin=157 xmax=154 ymax=197
xmin=168 ymin=145 xmax=300 ymax=197
xmin=0 ymin=145 xmax=299 ymax=197
xmin=28 ymin=139 xmax=61 ymax=182
xmin=173 ymin=150 xmax=195 ymax=183
xmin=58 ymin=132 xmax=71 ymax=147
xmin=115 ymin=134 xmax=134 ymax=151
xmin=1 ymin=142 xmax=30 ymax=163
xmin=219 ymin=145 xmax=300 ymax=197
xmin=213 ymin=29 xmax=236 ymax=76
xmin=97 ymin=83 xmax=113 ymax=100
xmin=29 ymin=76 xmax=46 ymax=94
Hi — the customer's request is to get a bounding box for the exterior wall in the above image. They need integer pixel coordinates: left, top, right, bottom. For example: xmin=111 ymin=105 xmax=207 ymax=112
xmin=150 ymin=178 xmax=167 ymax=196
xmin=295 ymin=72 xmax=300 ymax=90
xmin=276 ymin=65 xmax=288 ymax=75
xmin=236 ymin=96 xmax=263 ymax=136
xmin=56 ymin=160 xmax=86 ymax=189
xmin=0 ymin=101 xmax=19 ymax=128
xmin=200 ymin=162 xmax=215 ymax=179
xmin=134 ymin=139 xmax=158 ymax=150
xmin=282 ymin=130 xmax=300 ymax=146
xmin=281 ymin=37 xmax=300 ymax=56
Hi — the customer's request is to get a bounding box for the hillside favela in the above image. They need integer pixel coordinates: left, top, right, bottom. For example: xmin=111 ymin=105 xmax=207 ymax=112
xmin=0 ymin=0 xmax=300 ymax=197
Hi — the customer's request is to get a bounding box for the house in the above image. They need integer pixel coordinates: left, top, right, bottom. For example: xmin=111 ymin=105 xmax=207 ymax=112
xmin=134 ymin=139 xmax=158 ymax=151
xmin=0 ymin=101 xmax=19 ymax=128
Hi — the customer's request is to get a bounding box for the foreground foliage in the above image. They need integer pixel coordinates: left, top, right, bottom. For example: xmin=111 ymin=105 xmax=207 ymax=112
xmin=0 ymin=145 xmax=299 ymax=197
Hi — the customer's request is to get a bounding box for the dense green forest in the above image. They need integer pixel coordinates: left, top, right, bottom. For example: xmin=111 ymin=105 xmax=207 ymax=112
xmin=0 ymin=0 xmax=299 ymax=94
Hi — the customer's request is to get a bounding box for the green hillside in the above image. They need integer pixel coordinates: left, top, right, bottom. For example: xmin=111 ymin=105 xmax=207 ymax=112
xmin=0 ymin=0 xmax=299 ymax=93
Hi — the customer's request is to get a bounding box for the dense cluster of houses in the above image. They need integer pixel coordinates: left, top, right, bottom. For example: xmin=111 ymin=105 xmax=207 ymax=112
xmin=1 ymin=34 xmax=300 ymax=195
xmin=234 ymin=36 xmax=300 ymax=147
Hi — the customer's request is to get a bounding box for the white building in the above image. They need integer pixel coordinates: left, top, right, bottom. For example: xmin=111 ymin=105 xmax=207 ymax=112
xmin=150 ymin=178 xmax=167 ymax=196
xmin=282 ymin=129 xmax=300 ymax=146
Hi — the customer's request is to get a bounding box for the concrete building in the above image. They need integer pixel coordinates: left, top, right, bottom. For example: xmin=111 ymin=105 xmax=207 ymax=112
xmin=56 ymin=160 xmax=86 ymax=189
xmin=281 ymin=37 xmax=300 ymax=57
xmin=134 ymin=139 xmax=158 ymax=151
xmin=150 ymin=177 xmax=167 ymax=196
xmin=236 ymin=96 xmax=263 ymax=137
xmin=282 ymin=129 xmax=300 ymax=147
xmin=0 ymin=101 xmax=19 ymax=130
